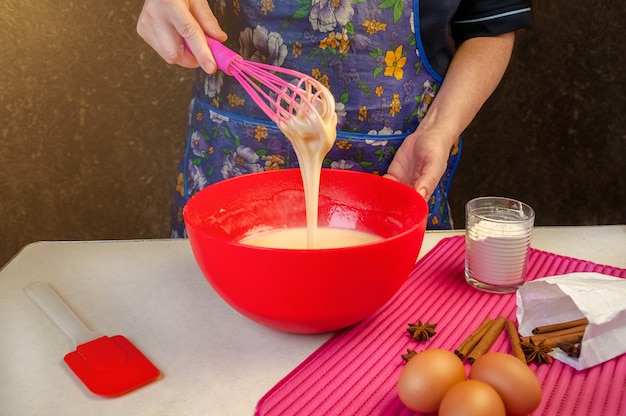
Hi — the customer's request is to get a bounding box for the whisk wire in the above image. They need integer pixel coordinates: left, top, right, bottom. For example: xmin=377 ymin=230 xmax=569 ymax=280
xmin=204 ymin=36 xmax=334 ymax=126
xmin=231 ymin=69 xmax=278 ymax=117
xmin=240 ymin=71 xmax=325 ymax=123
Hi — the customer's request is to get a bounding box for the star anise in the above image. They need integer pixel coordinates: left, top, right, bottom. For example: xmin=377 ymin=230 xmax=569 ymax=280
xmin=401 ymin=349 xmax=417 ymax=362
xmin=406 ymin=320 xmax=437 ymax=342
xmin=521 ymin=338 xmax=553 ymax=365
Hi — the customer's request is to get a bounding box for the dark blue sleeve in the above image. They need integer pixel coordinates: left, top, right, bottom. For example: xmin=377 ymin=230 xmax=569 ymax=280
xmin=450 ymin=0 xmax=533 ymax=42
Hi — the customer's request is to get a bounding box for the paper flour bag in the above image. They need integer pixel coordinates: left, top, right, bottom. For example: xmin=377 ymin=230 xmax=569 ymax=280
xmin=516 ymin=272 xmax=626 ymax=370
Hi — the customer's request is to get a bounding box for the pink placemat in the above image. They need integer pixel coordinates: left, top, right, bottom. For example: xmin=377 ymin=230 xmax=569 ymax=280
xmin=256 ymin=236 xmax=626 ymax=416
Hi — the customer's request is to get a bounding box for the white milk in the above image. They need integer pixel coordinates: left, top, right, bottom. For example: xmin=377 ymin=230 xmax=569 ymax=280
xmin=240 ymin=227 xmax=383 ymax=249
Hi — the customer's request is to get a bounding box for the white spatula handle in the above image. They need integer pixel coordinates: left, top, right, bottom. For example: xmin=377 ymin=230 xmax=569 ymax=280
xmin=25 ymin=281 xmax=99 ymax=348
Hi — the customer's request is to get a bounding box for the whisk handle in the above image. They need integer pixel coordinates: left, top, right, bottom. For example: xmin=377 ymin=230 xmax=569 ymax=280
xmin=205 ymin=36 xmax=240 ymax=76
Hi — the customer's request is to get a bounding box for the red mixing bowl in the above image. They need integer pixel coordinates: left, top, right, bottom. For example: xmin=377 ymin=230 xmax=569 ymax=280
xmin=184 ymin=168 xmax=428 ymax=333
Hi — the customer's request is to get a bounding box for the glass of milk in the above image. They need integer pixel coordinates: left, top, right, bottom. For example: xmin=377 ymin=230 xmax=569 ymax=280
xmin=465 ymin=196 xmax=535 ymax=293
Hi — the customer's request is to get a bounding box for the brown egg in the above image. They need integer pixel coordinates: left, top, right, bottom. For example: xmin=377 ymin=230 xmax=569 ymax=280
xmin=439 ymin=380 xmax=506 ymax=416
xmin=469 ymin=352 xmax=542 ymax=415
xmin=397 ymin=349 xmax=466 ymax=413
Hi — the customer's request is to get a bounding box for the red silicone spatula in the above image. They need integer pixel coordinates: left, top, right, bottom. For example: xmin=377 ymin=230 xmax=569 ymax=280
xmin=25 ymin=281 xmax=160 ymax=397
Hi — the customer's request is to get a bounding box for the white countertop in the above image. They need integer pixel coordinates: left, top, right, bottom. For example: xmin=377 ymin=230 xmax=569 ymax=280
xmin=1 ymin=226 xmax=624 ymax=415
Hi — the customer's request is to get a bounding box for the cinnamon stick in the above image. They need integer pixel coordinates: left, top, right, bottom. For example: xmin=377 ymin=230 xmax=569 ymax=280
xmin=521 ymin=324 xmax=587 ymax=345
xmin=532 ymin=318 xmax=589 ymax=334
xmin=538 ymin=333 xmax=584 ymax=349
xmin=506 ymin=319 xmax=526 ymax=363
xmin=466 ymin=316 xmax=507 ymax=364
xmin=454 ymin=318 xmax=492 ymax=360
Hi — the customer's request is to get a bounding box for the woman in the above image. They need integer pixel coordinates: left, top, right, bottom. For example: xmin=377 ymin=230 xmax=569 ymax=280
xmin=137 ymin=0 xmax=532 ymax=236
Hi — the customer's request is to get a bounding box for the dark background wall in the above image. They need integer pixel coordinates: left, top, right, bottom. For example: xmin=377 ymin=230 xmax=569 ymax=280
xmin=449 ymin=1 xmax=625 ymax=227
xmin=1 ymin=0 xmax=624 ymax=267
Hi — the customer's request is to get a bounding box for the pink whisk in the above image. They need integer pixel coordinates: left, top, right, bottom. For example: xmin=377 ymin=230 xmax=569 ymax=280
xmin=202 ymin=36 xmax=335 ymax=127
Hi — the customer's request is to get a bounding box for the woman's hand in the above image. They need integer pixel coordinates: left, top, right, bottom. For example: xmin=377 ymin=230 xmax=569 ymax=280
xmin=137 ymin=0 xmax=227 ymax=74
xmin=385 ymin=127 xmax=457 ymax=200
xmin=385 ymin=32 xmax=516 ymax=200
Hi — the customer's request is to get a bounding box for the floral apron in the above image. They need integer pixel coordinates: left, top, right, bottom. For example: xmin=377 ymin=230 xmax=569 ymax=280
xmin=171 ymin=0 xmax=461 ymax=237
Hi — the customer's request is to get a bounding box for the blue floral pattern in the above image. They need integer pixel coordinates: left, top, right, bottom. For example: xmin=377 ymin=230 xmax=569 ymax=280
xmin=171 ymin=0 xmax=461 ymax=237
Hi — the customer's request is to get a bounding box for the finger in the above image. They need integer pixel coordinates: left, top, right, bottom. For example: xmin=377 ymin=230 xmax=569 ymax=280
xmin=137 ymin=6 xmax=202 ymax=69
xmin=182 ymin=33 xmax=216 ymax=74
xmin=413 ymin=174 xmax=438 ymax=201
xmin=155 ymin=24 xmax=203 ymax=69
xmin=181 ymin=0 xmax=228 ymax=74
xmin=167 ymin=7 xmax=217 ymax=73
xmin=382 ymin=173 xmax=400 ymax=183
xmin=190 ymin=0 xmax=227 ymax=41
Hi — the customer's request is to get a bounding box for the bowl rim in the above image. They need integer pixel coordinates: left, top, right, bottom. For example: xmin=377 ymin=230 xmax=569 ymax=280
xmin=183 ymin=169 xmax=428 ymax=253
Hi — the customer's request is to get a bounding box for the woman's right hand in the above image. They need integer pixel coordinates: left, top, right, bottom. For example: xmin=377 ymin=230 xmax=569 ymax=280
xmin=137 ymin=0 xmax=227 ymax=74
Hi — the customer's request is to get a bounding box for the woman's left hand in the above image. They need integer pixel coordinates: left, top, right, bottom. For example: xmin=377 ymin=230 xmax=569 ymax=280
xmin=385 ymin=32 xmax=516 ymax=201
xmin=384 ymin=126 xmax=456 ymax=200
